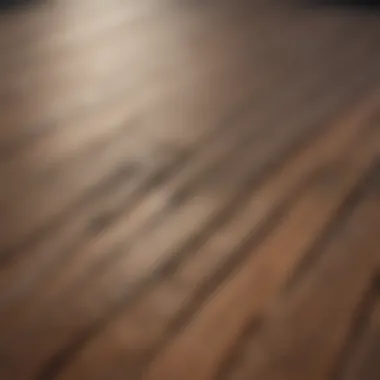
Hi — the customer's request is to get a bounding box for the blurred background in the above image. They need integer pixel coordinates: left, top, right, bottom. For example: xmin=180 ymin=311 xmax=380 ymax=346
xmin=0 ymin=1 xmax=379 ymax=380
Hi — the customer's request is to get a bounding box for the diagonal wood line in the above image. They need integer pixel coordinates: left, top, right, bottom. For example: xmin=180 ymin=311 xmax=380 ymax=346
xmin=0 ymin=42 xmax=351 ymax=311
xmin=215 ymin=317 xmax=264 ymax=380
xmin=214 ymin=159 xmax=380 ymax=380
xmin=136 ymin=151 xmax=380 ymax=380
xmin=0 ymin=53 xmax=292 ymax=256
xmin=1 ymin=13 xmax=378 ymax=262
xmin=33 ymin=94 xmax=380 ymax=380
xmin=0 ymin=75 xmax=270 ymax=256
xmin=140 ymin=131 xmax=380 ymax=380
xmin=329 ymin=248 xmax=380 ymax=378
xmin=284 ymin=159 xmax=380 ymax=293
xmin=29 ymin=79 xmax=359 ymax=313
xmin=6 ymin=32 xmax=376 ymax=263
xmin=0 ymin=66 xmax=297 ymax=309
xmin=34 ymin=125 xmax=321 ymax=380
xmin=130 ymin=178 xmax=316 ymax=380
xmin=0 ymin=6 xmax=379 ymax=380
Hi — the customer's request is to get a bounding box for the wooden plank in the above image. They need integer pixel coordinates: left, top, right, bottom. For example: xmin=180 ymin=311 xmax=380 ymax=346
xmin=0 ymin=2 xmax=379 ymax=380
xmin=42 ymin=93 xmax=380 ymax=380
xmin=2 ymin=17 xmax=370 ymax=291
xmin=140 ymin=130 xmax=380 ymax=380
xmin=1 ymin=84 xmax=376 ymax=380
xmin=0 ymin=40 xmax=308 ymax=297
xmin=1 ymin=18 xmax=378 ymax=255
xmin=220 ymin=172 xmax=380 ymax=380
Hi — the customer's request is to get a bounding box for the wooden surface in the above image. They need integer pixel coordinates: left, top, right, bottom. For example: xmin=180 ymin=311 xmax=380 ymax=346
xmin=0 ymin=1 xmax=379 ymax=380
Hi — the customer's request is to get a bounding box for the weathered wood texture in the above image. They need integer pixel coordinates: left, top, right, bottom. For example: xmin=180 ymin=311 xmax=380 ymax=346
xmin=0 ymin=1 xmax=379 ymax=380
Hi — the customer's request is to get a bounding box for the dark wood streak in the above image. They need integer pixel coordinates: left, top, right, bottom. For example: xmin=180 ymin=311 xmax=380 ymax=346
xmin=1 ymin=5 xmax=378 ymax=258
xmin=331 ymin=273 xmax=380 ymax=380
xmin=33 ymin=134 xmax=321 ymax=380
xmin=0 ymin=36 xmax=358 ymax=307
xmin=34 ymin=99 xmax=377 ymax=380
xmin=215 ymin=318 xmax=264 ymax=380
xmin=30 ymin=90 xmax=347 ymax=377
xmin=27 ymin=110 xmax=380 ymax=380
xmin=0 ymin=75 xmax=294 ymax=308
xmin=284 ymin=159 xmax=380 ymax=293
xmin=214 ymin=160 xmax=380 ymax=380
xmin=0 ymin=2 xmax=380 ymax=380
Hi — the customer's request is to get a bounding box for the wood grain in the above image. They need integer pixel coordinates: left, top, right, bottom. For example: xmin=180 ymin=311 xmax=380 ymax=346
xmin=0 ymin=1 xmax=379 ymax=380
